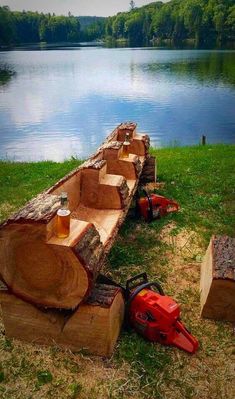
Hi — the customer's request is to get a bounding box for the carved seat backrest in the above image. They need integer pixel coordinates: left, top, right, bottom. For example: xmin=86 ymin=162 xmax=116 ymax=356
xmin=80 ymin=160 xmax=107 ymax=207
xmin=50 ymin=170 xmax=82 ymax=212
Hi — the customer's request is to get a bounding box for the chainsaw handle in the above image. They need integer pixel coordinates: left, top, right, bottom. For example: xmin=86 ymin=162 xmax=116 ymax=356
xmin=126 ymin=272 xmax=148 ymax=294
xmin=142 ymin=189 xmax=154 ymax=222
xmin=126 ymin=281 xmax=165 ymax=309
xmin=136 ymin=188 xmax=154 ymax=222
xmin=125 ymin=281 xmax=164 ymax=328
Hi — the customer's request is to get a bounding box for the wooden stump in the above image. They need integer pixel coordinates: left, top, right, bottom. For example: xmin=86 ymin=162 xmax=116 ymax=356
xmin=200 ymin=235 xmax=235 ymax=322
xmin=0 ymin=283 xmax=125 ymax=357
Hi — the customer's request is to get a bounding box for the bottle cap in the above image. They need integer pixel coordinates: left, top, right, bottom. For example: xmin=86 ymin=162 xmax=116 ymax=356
xmin=60 ymin=192 xmax=68 ymax=205
xmin=124 ymin=132 xmax=130 ymax=143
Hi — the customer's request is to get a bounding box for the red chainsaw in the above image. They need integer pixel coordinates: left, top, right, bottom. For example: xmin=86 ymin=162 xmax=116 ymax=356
xmin=125 ymin=273 xmax=198 ymax=354
xmin=136 ymin=189 xmax=179 ymax=222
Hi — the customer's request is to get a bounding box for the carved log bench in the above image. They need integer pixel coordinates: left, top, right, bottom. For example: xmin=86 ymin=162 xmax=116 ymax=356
xmin=0 ymin=122 xmax=154 ymax=310
xmin=0 ymin=122 xmax=155 ymax=355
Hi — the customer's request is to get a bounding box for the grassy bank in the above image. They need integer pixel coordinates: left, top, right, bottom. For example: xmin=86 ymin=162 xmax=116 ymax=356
xmin=0 ymin=144 xmax=234 ymax=399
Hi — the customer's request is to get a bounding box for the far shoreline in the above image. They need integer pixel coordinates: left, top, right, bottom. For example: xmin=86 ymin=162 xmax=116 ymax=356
xmin=1 ymin=41 xmax=235 ymax=51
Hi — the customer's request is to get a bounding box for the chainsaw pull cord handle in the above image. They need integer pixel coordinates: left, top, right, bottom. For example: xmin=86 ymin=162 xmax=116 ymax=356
xmin=125 ymin=281 xmax=165 ymax=327
xmin=142 ymin=189 xmax=153 ymax=222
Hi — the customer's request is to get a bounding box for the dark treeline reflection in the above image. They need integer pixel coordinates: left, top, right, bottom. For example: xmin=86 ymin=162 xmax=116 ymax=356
xmin=143 ymin=52 xmax=235 ymax=86
xmin=0 ymin=67 xmax=15 ymax=86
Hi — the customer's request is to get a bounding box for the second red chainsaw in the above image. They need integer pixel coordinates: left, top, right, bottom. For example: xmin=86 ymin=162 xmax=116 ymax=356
xmin=136 ymin=189 xmax=179 ymax=222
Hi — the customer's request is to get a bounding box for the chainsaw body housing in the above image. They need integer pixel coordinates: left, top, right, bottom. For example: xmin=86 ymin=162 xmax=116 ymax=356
xmin=137 ymin=193 xmax=179 ymax=222
xmin=128 ymin=287 xmax=198 ymax=354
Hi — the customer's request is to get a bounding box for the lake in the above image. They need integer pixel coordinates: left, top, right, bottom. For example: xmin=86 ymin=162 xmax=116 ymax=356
xmin=0 ymin=47 xmax=234 ymax=161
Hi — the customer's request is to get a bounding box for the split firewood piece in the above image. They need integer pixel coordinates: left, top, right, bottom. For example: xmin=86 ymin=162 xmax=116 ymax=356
xmin=0 ymin=283 xmax=124 ymax=357
xmin=200 ymin=235 xmax=235 ymax=322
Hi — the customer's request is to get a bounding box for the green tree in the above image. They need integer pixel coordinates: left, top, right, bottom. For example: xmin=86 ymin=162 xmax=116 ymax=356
xmin=112 ymin=15 xmax=125 ymax=39
xmin=183 ymin=0 xmax=203 ymax=45
xmin=152 ymin=5 xmax=175 ymax=40
xmin=105 ymin=17 xmax=113 ymax=37
xmin=130 ymin=1 xmax=136 ymax=11
xmin=0 ymin=6 xmax=15 ymax=45
xmin=227 ymin=4 xmax=235 ymax=35
xmin=213 ymin=3 xmax=227 ymax=43
xmin=124 ymin=12 xmax=144 ymax=45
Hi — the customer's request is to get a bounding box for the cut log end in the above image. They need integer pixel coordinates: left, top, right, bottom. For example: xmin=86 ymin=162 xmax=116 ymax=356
xmin=0 ymin=222 xmax=106 ymax=309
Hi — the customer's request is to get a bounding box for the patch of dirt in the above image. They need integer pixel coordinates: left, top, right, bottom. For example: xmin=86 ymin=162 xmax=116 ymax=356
xmin=160 ymin=222 xmax=203 ymax=257
xmin=157 ymin=223 xmax=203 ymax=290
xmin=143 ymin=182 xmax=166 ymax=191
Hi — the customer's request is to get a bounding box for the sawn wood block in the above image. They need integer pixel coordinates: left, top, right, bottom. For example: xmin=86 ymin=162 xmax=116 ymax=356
xmin=0 ymin=283 xmax=125 ymax=357
xmin=200 ymin=235 xmax=235 ymax=322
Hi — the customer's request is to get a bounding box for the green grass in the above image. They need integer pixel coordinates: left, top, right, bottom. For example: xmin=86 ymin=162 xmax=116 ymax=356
xmin=0 ymin=145 xmax=234 ymax=233
xmin=153 ymin=144 xmax=235 ymax=240
xmin=106 ymin=144 xmax=235 ymax=398
xmin=0 ymin=159 xmax=82 ymax=222
xmin=0 ymin=144 xmax=234 ymax=399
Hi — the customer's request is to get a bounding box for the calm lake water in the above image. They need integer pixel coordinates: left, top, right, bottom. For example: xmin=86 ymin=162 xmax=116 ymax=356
xmin=0 ymin=47 xmax=234 ymax=161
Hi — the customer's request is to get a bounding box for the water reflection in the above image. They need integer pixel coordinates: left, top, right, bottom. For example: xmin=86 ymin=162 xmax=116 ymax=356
xmin=143 ymin=51 xmax=235 ymax=86
xmin=0 ymin=48 xmax=234 ymax=161
xmin=0 ymin=67 xmax=15 ymax=86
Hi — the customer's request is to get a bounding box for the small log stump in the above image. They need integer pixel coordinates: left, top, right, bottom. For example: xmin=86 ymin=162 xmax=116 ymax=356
xmin=200 ymin=235 xmax=235 ymax=322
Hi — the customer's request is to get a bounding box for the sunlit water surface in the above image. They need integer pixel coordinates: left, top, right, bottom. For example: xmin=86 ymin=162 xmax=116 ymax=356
xmin=0 ymin=47 xmax=234 ymax=161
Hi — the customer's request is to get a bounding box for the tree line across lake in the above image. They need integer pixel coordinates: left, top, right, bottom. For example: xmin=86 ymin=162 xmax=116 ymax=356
xmin=0 ymin=0 xmax=234 ymax=48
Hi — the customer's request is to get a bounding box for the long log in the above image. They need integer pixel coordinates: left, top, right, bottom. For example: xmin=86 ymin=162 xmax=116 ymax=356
xmin=0 ymin=122 xmax=155 ymax=309
xmin=200 ymin=235 xmax=235 ymax=322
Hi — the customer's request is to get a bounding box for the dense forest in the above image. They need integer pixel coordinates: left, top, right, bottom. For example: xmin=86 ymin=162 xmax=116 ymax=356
xmin=0 ymin=0 xmax=234 ymax=47
xmin=104 ymin=0 xmax=235 ymax=47
xmin=0 ymin=7 xmax=81 ymax=44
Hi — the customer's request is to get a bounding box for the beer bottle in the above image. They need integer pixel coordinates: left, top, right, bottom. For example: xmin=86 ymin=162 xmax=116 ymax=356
xmin=57 ymin=192 xmax=71 ymax=238
xmin=122 ymin=132 xmax=130 ymax=158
